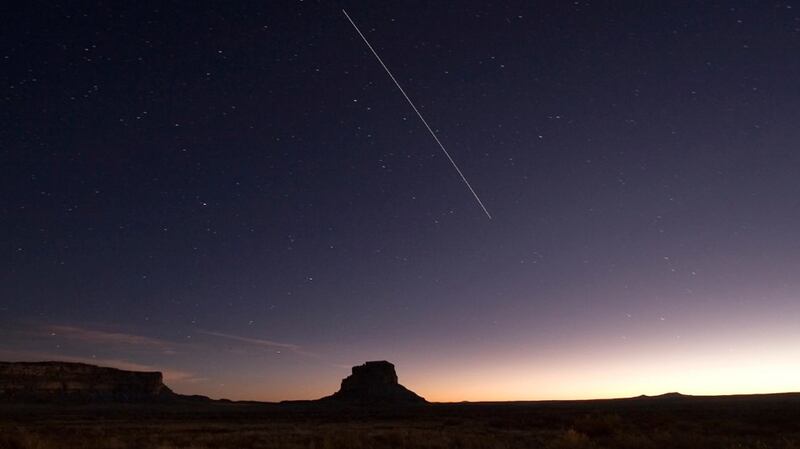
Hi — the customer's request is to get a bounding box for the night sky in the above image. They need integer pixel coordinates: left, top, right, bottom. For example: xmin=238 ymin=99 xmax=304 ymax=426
xmin=3 ymin=1 xmax=800 ymax=401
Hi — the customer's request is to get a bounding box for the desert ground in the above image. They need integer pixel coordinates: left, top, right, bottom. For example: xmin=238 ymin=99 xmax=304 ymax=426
xmin=2 ymin=393 xmax=800 ymax=449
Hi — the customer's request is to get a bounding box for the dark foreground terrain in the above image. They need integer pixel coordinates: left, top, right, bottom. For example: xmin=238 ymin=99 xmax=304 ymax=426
xmin=1 ymin=393 xmax=799 ymax=449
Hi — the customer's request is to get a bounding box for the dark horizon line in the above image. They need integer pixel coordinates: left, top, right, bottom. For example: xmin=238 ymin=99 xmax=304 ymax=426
xmin=3 ymin=359 xmax=798 ymax=405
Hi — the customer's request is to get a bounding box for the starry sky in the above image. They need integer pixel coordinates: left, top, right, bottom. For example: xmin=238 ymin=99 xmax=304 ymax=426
xmin=2 ymin=1 xmax=800 ymax=402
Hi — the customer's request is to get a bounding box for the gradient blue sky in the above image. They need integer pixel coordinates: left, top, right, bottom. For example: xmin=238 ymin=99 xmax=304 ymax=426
xmin=2 ymin=1 xmax=800 ymax=401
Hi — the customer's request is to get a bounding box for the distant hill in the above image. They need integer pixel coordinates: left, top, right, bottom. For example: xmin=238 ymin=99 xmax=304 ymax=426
xmin=633 ymin=392 xmax=687 ymax=400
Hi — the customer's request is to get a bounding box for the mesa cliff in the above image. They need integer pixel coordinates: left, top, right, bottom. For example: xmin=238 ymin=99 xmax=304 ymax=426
xmin=0 ymin=361 xmax=175 ymax=402
xmin=1 ymin=359 xmax=426 ymax=405
xmin=321 ymin=361 xmax=426 ymax=404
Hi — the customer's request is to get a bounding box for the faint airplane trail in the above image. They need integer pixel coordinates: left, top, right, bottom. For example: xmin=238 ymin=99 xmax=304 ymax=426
xmin=342 ymin=9 xmax=492 ymax=220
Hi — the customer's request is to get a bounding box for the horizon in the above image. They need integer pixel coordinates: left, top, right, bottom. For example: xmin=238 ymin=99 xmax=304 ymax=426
xmin=3 ymin=2 xmax=800 ymax=404
xmin=2 ymin=348 xmax=799 ymax=403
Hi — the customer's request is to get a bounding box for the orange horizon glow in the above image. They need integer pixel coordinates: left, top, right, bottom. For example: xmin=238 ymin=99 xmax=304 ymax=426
xmin=165 ymin=339 xmax=800 ymax=403
xmin=6 ymin=312 xmax=799 ymax=404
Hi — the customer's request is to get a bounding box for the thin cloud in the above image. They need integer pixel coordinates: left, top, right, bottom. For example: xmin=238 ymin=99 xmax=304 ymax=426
xmin=198 ymin=330 xmax=301 ymax=350
xmin=197 ymin=330 xmax=332 ymax=364
xmin=0 ymin=348 xmax=201 ymax=383
xmin=46 ymin=325 xmax=168 ymax=346
xmin=43 ymin=325 xmax=178 ymax=354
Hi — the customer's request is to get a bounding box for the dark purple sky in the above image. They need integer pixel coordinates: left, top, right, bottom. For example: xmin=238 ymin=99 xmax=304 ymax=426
xmin=2 ymin=1 xmax=800 ymax=401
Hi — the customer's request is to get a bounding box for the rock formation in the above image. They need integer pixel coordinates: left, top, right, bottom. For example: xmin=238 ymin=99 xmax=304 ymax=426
xmin=0 ymin=361 xmax=175 ymax=402
xmin=322 ymin=361 xmax=426 ymax=404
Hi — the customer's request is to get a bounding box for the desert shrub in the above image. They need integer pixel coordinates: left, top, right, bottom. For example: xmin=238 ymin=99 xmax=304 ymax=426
xmin=572 ymin=413 xmax=624 ymax=438
xmin=0 ymin=428 xmax=51 ymax=449
xmin=609 ymin=431 xmax=657 ymax=449
xmin=546 ymin=429 xmax=596 ymax=449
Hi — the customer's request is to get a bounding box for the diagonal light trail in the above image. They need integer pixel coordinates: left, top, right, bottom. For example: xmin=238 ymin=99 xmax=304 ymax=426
xmin=342 ymin=9 xmax=492 ymax=220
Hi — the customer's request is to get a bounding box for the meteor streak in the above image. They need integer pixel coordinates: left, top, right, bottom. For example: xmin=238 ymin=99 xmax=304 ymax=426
xmin=342 ymin=9 xmax=492 ymax=219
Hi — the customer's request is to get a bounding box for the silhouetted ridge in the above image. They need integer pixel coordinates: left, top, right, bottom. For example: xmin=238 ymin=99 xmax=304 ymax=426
xmin=634 ymin=392 xmax=687 ymax=400
xmin=0 ymin=361 xmax=176 ymax=402
xmin=321 ymin=361 xmax=426 ymax=405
